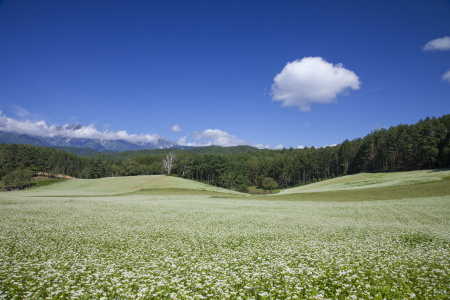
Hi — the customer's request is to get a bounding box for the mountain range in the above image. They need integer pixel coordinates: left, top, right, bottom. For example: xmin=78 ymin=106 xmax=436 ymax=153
xmin=0 ymin=130 xmax=178 ymax=152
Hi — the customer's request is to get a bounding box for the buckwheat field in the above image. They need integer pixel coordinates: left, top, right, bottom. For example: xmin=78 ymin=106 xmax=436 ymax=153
xmin=0 ymin=172 xmax=449 ymax=299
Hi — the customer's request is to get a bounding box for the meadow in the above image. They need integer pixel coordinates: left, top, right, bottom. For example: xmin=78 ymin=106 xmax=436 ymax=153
xmin=0 ymin=170 xmax=449 ymax=299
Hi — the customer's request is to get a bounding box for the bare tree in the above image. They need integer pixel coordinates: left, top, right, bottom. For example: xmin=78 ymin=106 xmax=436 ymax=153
xmin=162 ymin=152 xmax=176 ymax=175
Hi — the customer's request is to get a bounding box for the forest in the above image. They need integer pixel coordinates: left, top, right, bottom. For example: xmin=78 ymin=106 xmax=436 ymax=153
xmin=1 ymin=115 xmax=449 ymax=191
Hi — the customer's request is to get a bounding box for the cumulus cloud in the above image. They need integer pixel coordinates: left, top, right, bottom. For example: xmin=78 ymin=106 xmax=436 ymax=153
xmin=0 ymin=111 xmax=162 ymax=143
xmin=176 ymin=128 xmax=284 ymax=149
xmin=423 ymin=36 xmax=450 ymax=51
xmin=192 ymin=129 xmax=246 ymax=147
xmin=172 ymin=125 xmax=182 ymax=132
xmin=176 ymin=129 xmax=244 ymax=147
xmin=176 ymin=136 xmax=184 ymax=143
xmin=442 ymin=70 xmax=450 ymax=83
xmin=271 ymin=57 xmax=361 ymax=111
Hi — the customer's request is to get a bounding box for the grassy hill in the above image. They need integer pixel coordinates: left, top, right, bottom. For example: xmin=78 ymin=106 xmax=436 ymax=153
xmin=12 ymin=169 xmax=450 ymax=201
xmin=4 ymin=169 xmax=449 ymax=200
xmin=15 ymin=175 xmax=246 ymax=197
xmin=278 ymin=169 xmax=450 ymax=194
xmin=249 ymin=169 xmax=450 ymax=202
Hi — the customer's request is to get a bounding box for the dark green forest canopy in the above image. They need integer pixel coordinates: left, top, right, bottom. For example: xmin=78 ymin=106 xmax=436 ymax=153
xmin=51 ymin=146 xmax=101 ymax=156
xmin=1 ymin=114 xmax=449 ymax=191
xmin=86 ymin=145 xmax=260 ymax=161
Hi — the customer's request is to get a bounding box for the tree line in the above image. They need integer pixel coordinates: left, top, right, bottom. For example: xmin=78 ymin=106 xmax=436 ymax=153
xmin=1 ymin=115 xmax=449 ymax=191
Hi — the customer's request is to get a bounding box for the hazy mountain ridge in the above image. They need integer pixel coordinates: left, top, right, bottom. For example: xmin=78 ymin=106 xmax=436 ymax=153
xmin=0 ymin=130 xmax=177 ymax=152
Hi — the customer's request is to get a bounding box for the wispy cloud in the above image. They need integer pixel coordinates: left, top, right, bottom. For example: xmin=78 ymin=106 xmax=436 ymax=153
xmin=374 ymin=122 xmax=388 ymax=130
xmin=442 ymin=69 xmax=450 ymax=83
xmin=12 ymin=106 xmax=43 ymax=120
xmin=14 ymin=107 xmax=32 ymax=118
xmin=271 ymin=57 xmax=361 ymax=112
xmin=0 ymin=111 xmax=163 ymax=143
xmin=423 ymin=36 xmax=450 ymax=51
xmin=172 ymin=124 xmax=182 ymax=132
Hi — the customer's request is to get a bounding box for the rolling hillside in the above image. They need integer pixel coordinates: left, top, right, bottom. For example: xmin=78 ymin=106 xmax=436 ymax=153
xmin=278 ymin=169 xmax=450 ymax=194
xmin=9 ymin=169 xmax=450 ymax=199
xmin=15 ymin=175 xmax=246 ymax=197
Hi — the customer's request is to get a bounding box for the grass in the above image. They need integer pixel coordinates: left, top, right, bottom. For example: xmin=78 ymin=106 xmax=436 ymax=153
xmin=0 ymin=170 xmax=448 ymax=299
xmin=262 ymin=175 xmax=450 ymax=202
xmin=279 ymin=169 xmax=450 ymax=194
xmin=13 ymin=175 xmax=246 ymax=197
xmin=31 ymin=178 xmax=68 ymax=188
xmin=125 ymin=188 xmax=240 ymax=197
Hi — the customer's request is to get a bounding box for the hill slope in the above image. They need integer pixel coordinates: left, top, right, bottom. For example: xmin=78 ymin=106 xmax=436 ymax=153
xmin=8 ymin=169 xmax=450 ymax=201
xmin=14 ymin=175 xmax=246 ymax=197
xmin=278 ymin=169 xmax=450 ymax=194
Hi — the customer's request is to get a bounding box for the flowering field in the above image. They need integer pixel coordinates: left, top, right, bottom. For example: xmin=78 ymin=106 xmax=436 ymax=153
xmin=0 ymin=175 xmax=449 ymax=299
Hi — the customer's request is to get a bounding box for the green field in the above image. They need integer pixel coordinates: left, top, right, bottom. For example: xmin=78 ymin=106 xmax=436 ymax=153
xmin=0 ymin=171 xmax=449 ymax=299
xmin=278 ymin=169 xmax=450 ymax=194
xmin=14 ymin=175 xmax=246 ymax=197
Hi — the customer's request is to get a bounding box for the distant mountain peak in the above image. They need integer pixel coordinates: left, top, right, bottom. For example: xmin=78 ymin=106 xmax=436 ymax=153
xmin=0 ymin=130 xmax=177 ymax=152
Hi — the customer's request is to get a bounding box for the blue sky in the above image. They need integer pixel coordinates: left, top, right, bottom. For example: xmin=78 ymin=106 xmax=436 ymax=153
xmin=0 ymin=0 xmax=449 ymax=148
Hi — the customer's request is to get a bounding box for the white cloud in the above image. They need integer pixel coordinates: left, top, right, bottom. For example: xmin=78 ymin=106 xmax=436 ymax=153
xmin=273 ymin=144 xmax=284 ymax=150
xmin=0 ymin=111 xmax=163 ymax=144
xmin=172 ymin=124 xmax=182 ymax=132
xmin=176 ymin=128 xmax=284 ymax=149
xmin=322 ymin=144 xmax=337 ymax=148
xmin=271 ymin=57 xmax=361 ymax=111
xmin=254 ymin=144 xmax=269 ymax=149
xmin=442 ymin=70 xmax=450 ymax=83
xmin=192 ymin=129 xmax=246 ymax=147
xmin=423 ymin=36 xmax=450 ymax=51
xmin=297 ymin=145 xmax=305 ymax=149
xmin=252 ymin=143 xmax=283 ymax=150
xmin=1 ymin=111 xmax=289 ymax=150
xmin=176 ymin=136 xmax=203 ymax=147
